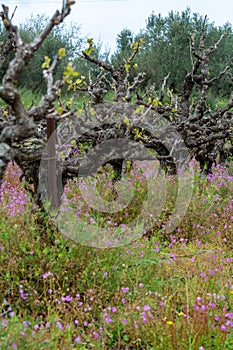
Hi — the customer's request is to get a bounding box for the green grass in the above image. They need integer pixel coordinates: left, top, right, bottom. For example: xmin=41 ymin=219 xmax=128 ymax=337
xmin=19 ymin=87 xmax=43 ymax=108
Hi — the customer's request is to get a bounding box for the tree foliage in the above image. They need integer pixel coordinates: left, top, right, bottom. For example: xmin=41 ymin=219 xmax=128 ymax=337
xmin=112 ymin=8 xmax=233 ymax=96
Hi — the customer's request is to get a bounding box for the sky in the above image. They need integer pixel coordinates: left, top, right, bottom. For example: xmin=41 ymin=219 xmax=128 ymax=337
xmin=5 ymin=0 xmax=233 ymax=52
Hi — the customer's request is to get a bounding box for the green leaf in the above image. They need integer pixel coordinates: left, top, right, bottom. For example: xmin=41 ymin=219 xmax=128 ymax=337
xmin=123 ymin=116 xmax=130 ymax=127
xmin=84 ymin=38 xmax=95 ymax=56
xmin=124 ymin=63 xmax=131 ymax=71
xmin=41 ymin=56 xmax=51 ymax=69
xmin=87 ymin=38 xmax=94 ymax=45
xmin=56 ymin=106 xmax=64 ymax=115
xmin=58 ymin=47 xmax=66 ymax=59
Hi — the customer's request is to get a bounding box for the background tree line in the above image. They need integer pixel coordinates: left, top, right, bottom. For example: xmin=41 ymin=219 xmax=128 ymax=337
xmin=112 ymin=8 xmax=233 ymax=98
xmin=0 ymin=7 xmax=232 ymax=99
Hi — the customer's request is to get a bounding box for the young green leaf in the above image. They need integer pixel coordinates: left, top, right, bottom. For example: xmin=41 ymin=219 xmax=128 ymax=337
xmin=58 ymin=47 xmax=66 ymax=59
xmin=41 ymin=56 xmax=51 ymax=69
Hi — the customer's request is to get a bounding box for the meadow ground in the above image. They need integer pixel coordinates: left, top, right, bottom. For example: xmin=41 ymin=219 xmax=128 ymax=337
xmin=0 ymin=161 xmax=233 ymax=349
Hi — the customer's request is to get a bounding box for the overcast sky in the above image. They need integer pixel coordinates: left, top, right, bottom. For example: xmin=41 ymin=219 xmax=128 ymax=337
xmin=6 ymin=0 xmax=233 ymax=51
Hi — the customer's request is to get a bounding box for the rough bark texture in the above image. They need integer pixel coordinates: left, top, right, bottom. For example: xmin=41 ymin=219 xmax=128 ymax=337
xmin=0 ymin=3 xmax=72 ymax=187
